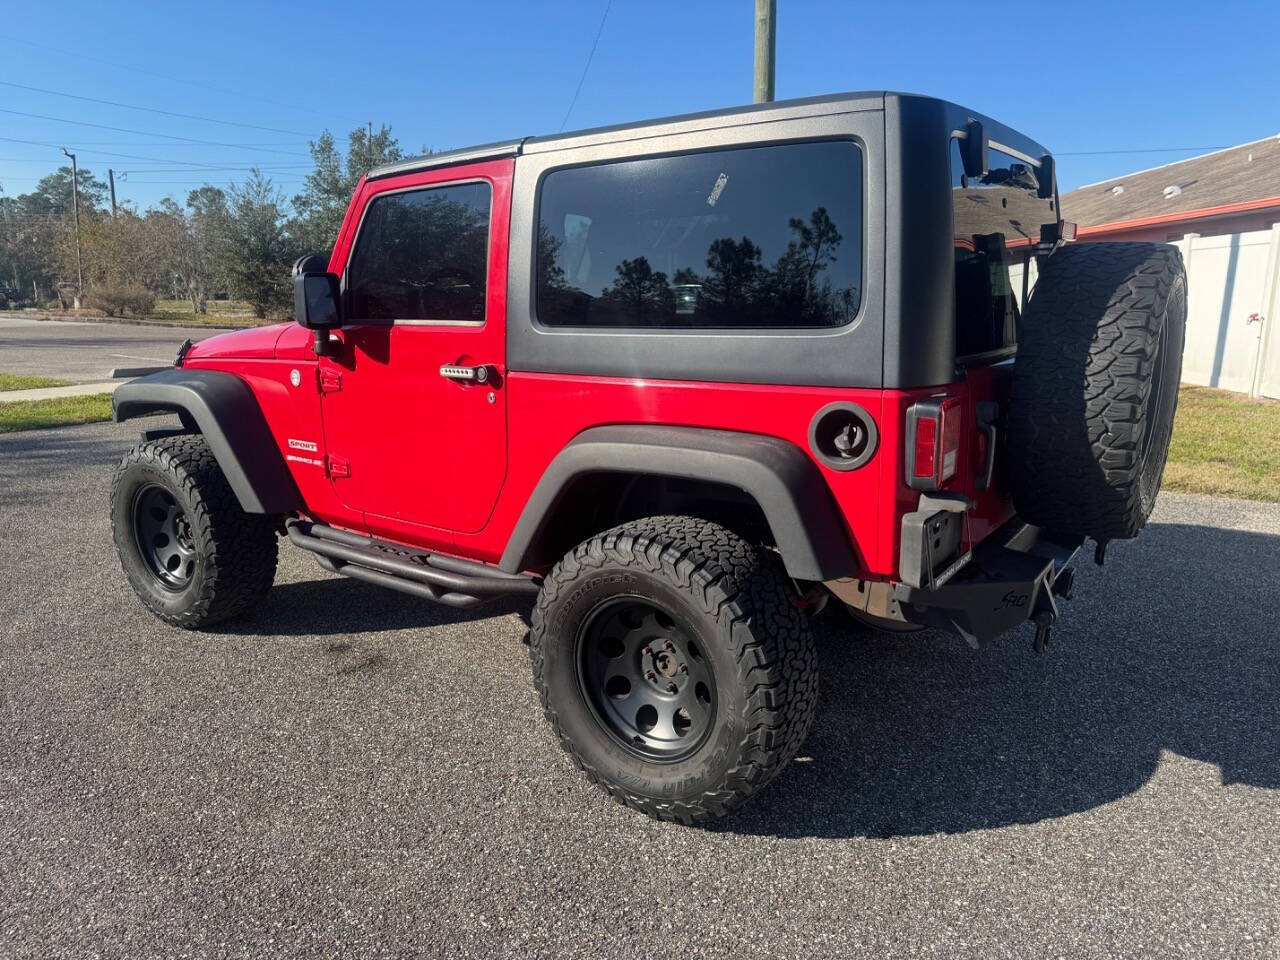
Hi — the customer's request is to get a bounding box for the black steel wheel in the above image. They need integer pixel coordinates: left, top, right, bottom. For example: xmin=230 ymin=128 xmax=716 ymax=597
xmin=111 ymin=436 xmax=278 ymax=628
xmin=530 ymin=516 xmax=819 ymax=824
xmin=577 ymin=599 xmax=717 ymax=761
xmin=132 ymin=483 xmax=197 ymax=590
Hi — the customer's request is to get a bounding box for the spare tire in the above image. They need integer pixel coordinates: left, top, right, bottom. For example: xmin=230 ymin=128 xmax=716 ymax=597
xmin=1008 ymin=242 xmax=1186 ymax=541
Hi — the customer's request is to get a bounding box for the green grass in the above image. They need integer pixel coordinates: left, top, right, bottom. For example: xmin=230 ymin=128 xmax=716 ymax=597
xmin=0 ymin=393 xmax=114 ymax=433
xmin=0 ymin=372 xmax=71 ymax=392
xmin=1164 ymin=385 xmax=1280 ymax=502
xmin=147 ymin=299 xmax=281 ymax=327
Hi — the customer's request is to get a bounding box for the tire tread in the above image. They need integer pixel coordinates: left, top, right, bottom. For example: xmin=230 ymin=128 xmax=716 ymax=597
xmin=1009 ymin=242 xmax=1186 ymax=539
xmin=111 ymin=436 xmax=278 ymax=628
xmin=529 ymin=516 xmax=818 ymax=824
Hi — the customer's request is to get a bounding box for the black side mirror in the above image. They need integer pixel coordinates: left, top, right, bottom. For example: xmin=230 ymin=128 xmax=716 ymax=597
xmin=1035 ymin=154 xmax=1056 ymax=199
xmin=961 ymin=119 xmax=988 ymax=180
xmin=292 ymin=254 xmax=342 ymax=356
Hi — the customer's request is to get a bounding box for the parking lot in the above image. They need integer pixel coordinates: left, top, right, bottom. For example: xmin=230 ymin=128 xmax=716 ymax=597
xmin=0 ymin=315 xmax=237 ymax=383
xmin=2 ymin=419 xmax=1277 ymax=958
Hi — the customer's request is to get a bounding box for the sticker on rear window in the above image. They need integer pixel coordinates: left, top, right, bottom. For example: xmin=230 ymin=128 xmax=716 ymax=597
xmin=706 ymin=173 xmax=729 ymax=207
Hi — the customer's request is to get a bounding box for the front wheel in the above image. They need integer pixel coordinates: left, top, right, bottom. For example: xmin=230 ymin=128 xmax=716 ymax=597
xmin=111 ymin=436 xmax=279 ymax=628
xmin=530 ymin=516 xmax=818 ymax=824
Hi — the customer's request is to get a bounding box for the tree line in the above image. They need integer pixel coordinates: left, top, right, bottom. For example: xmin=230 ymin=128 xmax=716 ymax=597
xmin=0 ymin=125 xmax=407 ymax=318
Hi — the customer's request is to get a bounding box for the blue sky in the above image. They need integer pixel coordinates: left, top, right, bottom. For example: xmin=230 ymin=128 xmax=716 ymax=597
xmin=1 ymin=0 xmax=1275 ymax=212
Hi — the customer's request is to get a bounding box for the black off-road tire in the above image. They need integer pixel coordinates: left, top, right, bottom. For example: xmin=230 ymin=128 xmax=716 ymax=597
xmin=1009 ymin=242 xmax=1187 ymax=540
xmin=111 ymin=436 xmax=279 ymax=628
xmin=530 ymin=516 xmax=818 ymax=824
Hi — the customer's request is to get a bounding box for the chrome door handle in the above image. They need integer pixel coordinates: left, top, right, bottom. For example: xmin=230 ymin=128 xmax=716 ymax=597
xmin=439 ymin=364 xmax=491 ymax=383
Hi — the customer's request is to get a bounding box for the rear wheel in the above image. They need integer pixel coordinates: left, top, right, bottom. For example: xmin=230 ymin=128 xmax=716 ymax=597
xmin=530 ymin=516 xmax=818 ymax=824
xmin=577 ymin=599 xmax=719 ymax=760
xmin=111 ymin=436 xmax=279 ymax=628
xmin=1009 ymin=242 xmax=1187 ymax=540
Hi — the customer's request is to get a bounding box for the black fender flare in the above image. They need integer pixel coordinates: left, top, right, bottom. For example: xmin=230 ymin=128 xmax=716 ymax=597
xmin=112 ymin=368 xmax=302 ymax=515
xmin=498 ymin=425 xmax=859 ymax=582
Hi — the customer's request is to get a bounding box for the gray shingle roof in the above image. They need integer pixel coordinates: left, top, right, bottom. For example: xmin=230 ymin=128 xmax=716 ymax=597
xmin=1061 ymin=135 xmax=1280 ymax=227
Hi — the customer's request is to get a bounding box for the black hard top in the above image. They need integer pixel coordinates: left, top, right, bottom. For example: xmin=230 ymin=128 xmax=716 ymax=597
xmin=367 ymin=91 xmax=1051 ymax=181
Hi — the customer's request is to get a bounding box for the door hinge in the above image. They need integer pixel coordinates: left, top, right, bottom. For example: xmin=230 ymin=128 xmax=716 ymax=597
xmin=318 ymin=367 xmax=343 ymax=394
xmin=325 ymin=454 xmax=351 ymax=478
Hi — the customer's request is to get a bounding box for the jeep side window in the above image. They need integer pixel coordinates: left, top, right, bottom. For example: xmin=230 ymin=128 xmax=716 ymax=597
xmin=345 ymin=181 xmax=492 ymax=323
xmin=536 ymin=140 xmax=863 ymax=329
xmin=951 ymin=139 xmax=1057 ymax=357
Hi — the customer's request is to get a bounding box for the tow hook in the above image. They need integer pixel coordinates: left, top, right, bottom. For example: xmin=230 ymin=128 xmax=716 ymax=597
xmin=1032 ymin=610 xmax=1054 ymax=655
xmin=1031 ymin=584 xmax=1062 ymax=655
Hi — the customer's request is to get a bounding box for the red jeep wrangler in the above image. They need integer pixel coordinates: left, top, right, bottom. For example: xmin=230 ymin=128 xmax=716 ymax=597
xmin=111 ymin=93 xmax=1186 ymax=823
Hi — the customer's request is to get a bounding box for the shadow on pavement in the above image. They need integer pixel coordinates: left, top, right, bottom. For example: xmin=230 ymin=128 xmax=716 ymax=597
xmin=227 ymin=575 xmax=532 ymax=637
xmin=227 ymin=519 xmax=1277 ymax=838
xmin=0 ymin=429 xmax=130 ymax=508
xmin=713 ymin=522 xmax=1280 ymax=838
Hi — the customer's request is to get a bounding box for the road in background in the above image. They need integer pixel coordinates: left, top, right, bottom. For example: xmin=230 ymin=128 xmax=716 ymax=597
xmin=2 ymin=421 xmax=1277 ymax=958
xmin=0 ymin=316 xmax=241 ymax=383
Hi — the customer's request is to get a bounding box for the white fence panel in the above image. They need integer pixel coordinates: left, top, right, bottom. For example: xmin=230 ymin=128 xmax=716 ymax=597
xmin=1177 ymin=229 xmax=1278 ymax=396
xmin=977 ymin=224 xmax=1280 ymax=397
xmin=1254 ymin=225 xmax=1280 ymax=399
xmin=1011 ymin=228 xmax=1280 ymax=396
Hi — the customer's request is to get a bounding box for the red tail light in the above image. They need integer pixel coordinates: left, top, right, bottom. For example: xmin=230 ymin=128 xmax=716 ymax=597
xmin=913 ymin=416 xmax=938 ymax=479
xmin=906 ymin=398 xmax=962 ymax=491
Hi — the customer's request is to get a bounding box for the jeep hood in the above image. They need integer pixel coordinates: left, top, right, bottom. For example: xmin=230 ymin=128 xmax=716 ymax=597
xmin=182 ymin=323 xmax=291 ymax=362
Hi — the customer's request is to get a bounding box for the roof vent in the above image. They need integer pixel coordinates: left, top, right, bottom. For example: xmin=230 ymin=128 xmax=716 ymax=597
xmin=1111 ymin=185 xmax=1125 ymax=195
xmin=1163 ymin=184 xmax=1183 ymax=199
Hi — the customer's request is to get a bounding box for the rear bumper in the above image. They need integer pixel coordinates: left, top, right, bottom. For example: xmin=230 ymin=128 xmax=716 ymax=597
xmin=894 ymin=518 xmax=1083 ymax=646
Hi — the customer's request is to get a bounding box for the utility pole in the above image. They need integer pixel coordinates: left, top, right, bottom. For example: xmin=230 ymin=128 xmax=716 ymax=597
xmin=61 ymin=147 xmax=83 ymax=308
xmin=108 ymin=168 xmax=118 ymax=218
xmin=753 ymin=0 xmax=776 ymax=103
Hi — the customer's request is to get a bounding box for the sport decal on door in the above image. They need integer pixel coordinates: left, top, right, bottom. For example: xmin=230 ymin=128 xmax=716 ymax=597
xmin=285 ymin=438 xmax=322 ymax=467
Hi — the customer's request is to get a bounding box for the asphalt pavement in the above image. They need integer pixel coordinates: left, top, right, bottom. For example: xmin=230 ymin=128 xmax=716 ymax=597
xmin=1 ymin=420 xmax=1277 ymax=958
xmin=0 ymin=314 xmax=238 ymax=383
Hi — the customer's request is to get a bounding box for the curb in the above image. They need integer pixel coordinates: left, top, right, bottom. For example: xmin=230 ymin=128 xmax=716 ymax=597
xmin=0 ymin=381 xmax=119 ymax=403
xmin=20 ymin=312 xmax=264 ymax=332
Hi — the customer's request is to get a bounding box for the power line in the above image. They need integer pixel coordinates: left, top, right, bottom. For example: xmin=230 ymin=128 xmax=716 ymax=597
xmin=0 ymin=107 xmax=311 ymax=156
xmin=0 ymin=135 xmax=304 ymax=170
xmin=0 ymin=78 xmax=314 ymax=136
xmin=121 ymin=169 xmax=309 ymax=178
xmin=11 ymin=140 xmax=308 ymax=147
xmin=116 ymin=164 xmax=311 ymax=172
xmin=559 ymin=0 xmax=612 ymax=132
xmin=121 ymin=178 xmax=307 ymax=185
xmin=0 ymin=33 xmax=368 ymax=129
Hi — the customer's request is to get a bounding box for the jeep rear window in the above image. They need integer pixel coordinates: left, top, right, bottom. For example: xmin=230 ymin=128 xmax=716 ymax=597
xmin=535 ymin=140 xmax=863 ymax=329
xmin=345 ymin=181 xmax=491 ymax=324
xmin=951 ymin=139 xmax=1057 ymax=357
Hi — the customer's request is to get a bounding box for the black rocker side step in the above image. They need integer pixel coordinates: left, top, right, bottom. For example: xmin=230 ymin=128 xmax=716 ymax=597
xmin=286 ymin=520 xmax=540 ymax=608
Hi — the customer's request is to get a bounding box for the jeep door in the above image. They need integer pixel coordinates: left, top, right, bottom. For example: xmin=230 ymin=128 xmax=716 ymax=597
xmin=318 ymin=158 xmax=512 ymax=546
